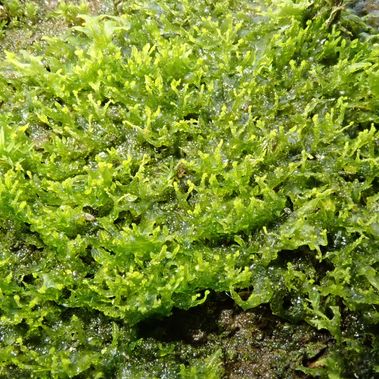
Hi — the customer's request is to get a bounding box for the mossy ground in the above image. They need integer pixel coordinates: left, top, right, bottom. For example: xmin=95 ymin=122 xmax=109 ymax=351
xmin=0 ymin=1 xmax=378 ymax=378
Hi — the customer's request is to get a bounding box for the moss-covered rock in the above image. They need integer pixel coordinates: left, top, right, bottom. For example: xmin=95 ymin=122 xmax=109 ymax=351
xmin=0 ymin=0 xmax=378 ymax=377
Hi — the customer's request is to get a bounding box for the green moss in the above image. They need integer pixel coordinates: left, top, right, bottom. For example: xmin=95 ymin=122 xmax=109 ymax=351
xmin=0 ymin=0 xmax=378 ymax=377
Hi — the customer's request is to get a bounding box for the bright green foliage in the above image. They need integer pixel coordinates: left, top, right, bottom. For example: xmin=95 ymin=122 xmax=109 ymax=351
xmin=0 ymin=0 xmax=41 ymax=26
xmin=0 ymin=0 xmax=378 ymax=377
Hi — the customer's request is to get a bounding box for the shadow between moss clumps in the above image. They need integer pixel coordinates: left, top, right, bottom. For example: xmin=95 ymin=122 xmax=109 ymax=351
xmin=135 ymin=292 xmax=378 ymax=378
xmin=136 ymin=292 xmax=330 ymax=378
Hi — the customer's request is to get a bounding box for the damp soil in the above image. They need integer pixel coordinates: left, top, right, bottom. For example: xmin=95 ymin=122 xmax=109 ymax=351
xmin=136 ymin=293 xmax=333 ymax=378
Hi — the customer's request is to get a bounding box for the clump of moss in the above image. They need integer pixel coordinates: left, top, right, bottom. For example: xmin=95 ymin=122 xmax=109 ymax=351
xmin=0 ymin=0 xmax=378 ymax=377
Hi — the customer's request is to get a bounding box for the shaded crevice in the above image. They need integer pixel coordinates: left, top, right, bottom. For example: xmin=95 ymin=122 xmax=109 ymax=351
xmin=136 ymin=292 xmax=334 ymax=378
xmin=137 ymin=292 xmax=234 ymax=345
